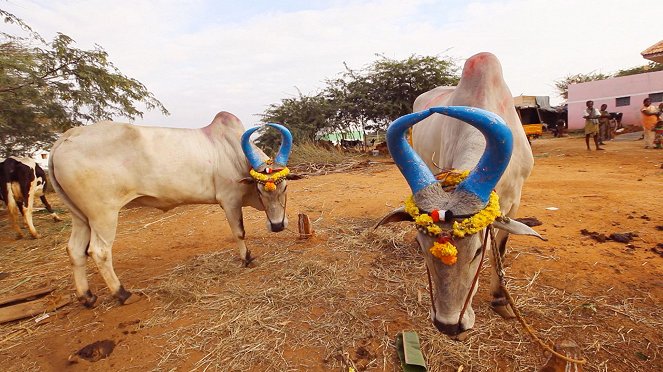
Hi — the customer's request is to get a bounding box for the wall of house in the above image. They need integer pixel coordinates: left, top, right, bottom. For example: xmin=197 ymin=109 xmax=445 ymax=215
xmin=567 ymin=70 xmax=663 ymax=130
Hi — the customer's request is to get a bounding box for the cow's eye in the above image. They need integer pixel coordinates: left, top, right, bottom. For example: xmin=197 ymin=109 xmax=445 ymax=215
xmin=472 ymin=247 xmax=483 ymax=262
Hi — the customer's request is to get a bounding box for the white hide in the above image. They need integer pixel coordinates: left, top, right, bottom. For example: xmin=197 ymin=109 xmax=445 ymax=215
xmin=49 ymin=112 xmax=277 ymax=305
xmin=410 ymin=52 xmax=534 ymax=332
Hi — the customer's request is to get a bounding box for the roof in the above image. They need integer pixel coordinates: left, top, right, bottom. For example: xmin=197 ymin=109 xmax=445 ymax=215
xmin=641 ymin=40 xmax=663 ymax=63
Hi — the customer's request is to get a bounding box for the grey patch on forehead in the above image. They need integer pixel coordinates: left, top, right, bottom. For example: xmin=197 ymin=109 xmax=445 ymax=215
xmin=413 ymin=183 xmax=449 ymax=211
xmin=414 ymin=183 xmax=485 ymax=215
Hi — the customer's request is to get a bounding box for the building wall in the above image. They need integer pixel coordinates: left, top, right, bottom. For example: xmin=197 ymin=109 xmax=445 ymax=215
xmin=567 ymin=70 xmax=663 ymax=129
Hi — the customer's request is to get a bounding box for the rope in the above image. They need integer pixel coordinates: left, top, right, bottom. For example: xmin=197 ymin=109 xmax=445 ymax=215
xmin=489 ymin=227 xmax=587 ymax=365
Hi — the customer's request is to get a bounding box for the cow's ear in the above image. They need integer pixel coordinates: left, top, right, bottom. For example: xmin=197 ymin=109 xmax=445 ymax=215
xmin=492 ymin=218 xmax=546 ymax=240
xmin=238 ymin=177 xmax=255 ymax=184
xmin=374 ymin=207 xmax=413 ymax=229
xmin=286 ymin=173 xmax=304 ymax=181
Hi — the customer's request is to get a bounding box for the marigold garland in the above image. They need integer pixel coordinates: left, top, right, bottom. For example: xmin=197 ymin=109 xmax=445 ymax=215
xmin=403 ymin=169 xmax=501 ymax=265
xmin=430 ymin=240 xmax=458 ymax=265
xmin=249 ymin=167 xmax=290 ymax=192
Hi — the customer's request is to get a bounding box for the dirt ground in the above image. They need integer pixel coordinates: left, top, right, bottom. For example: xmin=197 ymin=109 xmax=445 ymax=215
xmin=1 ymin=133 xmax=662 ymax=371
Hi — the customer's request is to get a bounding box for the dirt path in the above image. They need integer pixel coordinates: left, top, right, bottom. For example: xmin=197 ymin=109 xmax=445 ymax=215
xmin=1 ymin=134 xmax=661 ymax=371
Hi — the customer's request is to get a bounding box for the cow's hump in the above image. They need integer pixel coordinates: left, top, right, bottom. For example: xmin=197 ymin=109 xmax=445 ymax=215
xmin=211 ymin=112 xmax=243 ymax=131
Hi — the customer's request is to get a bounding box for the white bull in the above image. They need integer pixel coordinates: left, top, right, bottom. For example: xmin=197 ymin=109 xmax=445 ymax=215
xmin=49 ymin=112 xmax=300 ymax=307
xmin=378 ymin=52 xmax=541 ymax=335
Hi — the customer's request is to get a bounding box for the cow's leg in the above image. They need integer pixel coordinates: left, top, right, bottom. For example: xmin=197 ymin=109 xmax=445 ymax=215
xmin=40 ymin=195 xmax=62 ymax=221
xmin=4 ymin=187 xmax=24 ymax=239
xmin=20 ymin=179 xmax=39 ymax=238
xmin=67 ymin=215 xmax=95 ymax=307
xmin=223 ymin=203 xmax=253 ymax=266
xmin=87 ymin=211 xmax=137 ymax=305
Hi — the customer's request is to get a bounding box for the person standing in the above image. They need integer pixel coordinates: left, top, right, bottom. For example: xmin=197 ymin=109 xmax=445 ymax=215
xmin=583 ymin=100 xmax=603 ymax=150
xmin=641 ymin=98 xmax=658 ymax=149
xmin=598 ymin=104 xmax=610 ymax=143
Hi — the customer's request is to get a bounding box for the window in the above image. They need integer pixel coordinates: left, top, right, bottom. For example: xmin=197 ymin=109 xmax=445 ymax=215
xmin=648 ymin=92 xmax=663 ymax=102
xmin=615 ymin=96 xmax=630 ymax=107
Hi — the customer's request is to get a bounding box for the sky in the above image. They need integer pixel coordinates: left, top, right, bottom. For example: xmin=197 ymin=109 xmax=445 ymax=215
xmin=2 ymin=0 xmax=662 ymax=128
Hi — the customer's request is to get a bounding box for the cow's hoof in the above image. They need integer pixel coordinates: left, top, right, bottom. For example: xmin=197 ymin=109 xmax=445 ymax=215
xmin=242 ymin=250 xmax=257 ymax=268
xmin=52 ymin=214 xmax=63 ymax=222
xmin=115 ymin=285 xmax=135 ymax=305
xmin=121 ymin=293 xmax=142 ymax=305
xmin=491 ymin=298 xmax=515 ymax=319
xmin=80 ymin=291 xmax=98 ymax=308
xmin=30 ymin=233 xmax=41 ymax=239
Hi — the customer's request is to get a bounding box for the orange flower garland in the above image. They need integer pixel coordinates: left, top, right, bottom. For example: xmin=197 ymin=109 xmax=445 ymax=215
xmin=403 ymin=169 xmax=501 ymax=265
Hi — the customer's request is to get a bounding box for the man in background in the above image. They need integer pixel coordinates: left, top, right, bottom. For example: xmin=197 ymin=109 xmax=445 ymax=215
xmin=641 ymin=98 xmax=658 ymax=149
xmin=583 ymin=100 xmax=603 ymax=150
xmin=599 ymin=104 xmax=610 ymax=144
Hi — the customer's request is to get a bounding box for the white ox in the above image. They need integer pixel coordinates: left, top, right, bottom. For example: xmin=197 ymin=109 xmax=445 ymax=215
xmin=49 ymin=112 xmax=300 ymax=307
xmin=377 ymin=52 xmax=541 ymax=335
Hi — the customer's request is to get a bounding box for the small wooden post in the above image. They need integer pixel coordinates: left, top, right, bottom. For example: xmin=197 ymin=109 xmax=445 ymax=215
xmin=298 ymin=213 xmax=314 ymax=239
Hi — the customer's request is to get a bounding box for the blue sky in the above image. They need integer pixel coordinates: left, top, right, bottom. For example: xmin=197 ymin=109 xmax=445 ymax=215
xmin=2 ymin=0 xmax=662 ymax=128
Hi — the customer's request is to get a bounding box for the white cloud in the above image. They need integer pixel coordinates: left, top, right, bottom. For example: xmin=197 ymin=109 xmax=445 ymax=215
xmin=3 ymin=0 xmax=661 ymax=128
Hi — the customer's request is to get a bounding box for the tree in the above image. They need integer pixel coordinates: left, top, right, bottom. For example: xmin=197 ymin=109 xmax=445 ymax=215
xmin=554 ymin=72 xmax=610 ymax=100
xmin=257 ymin=90 xmax=340 ymax=154
xmin=259 ymin=54 xmax=459 ymax=150
xmin=614 ymin=62 xmax=663 ymax=77
xmin=0 ymin=10 xmax=168 ymax=157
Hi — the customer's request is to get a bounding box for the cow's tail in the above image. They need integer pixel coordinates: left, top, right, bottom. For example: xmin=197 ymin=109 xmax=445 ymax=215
xmin=49 ymin=139 xmax=88 ymax=224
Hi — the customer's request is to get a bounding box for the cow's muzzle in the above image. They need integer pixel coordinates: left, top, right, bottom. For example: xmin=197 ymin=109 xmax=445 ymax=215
xmin=433 ymin=318 xmax=465 ymax=336
xmin=270 ymin=222 xmax=285 ymax=232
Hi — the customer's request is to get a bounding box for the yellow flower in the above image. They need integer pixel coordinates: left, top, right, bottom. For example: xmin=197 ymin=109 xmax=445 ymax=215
xmin=415 ymin=214 xmax=434 ymax=226
xmin=452 ymin=191 xmax=500 ymax=238
xmin=401 ymin=169 xmax=502 ymax=265
xmin=427 ymin=224 xmax=442 ymax=236
xmin=404 ymin=195 xmax=420 ymax=217
xmin=249 ymin=166 xmax=290 ymax=192
xmin=430 ymin=241 xmax=458 ymax=265
xmin=438 ymin=170 xmax=470 ymax=186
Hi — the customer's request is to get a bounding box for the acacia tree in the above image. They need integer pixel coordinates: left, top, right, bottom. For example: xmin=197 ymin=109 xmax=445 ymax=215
xmin=614 ymin=62 xmax=663 ymax=77
xmin=553 ymin=72 xmax=610 ymax=101
xmin=0 ymin=10 xmax=168 ymax=157
xmin=260 ymin=54 xmax=459 ymax=149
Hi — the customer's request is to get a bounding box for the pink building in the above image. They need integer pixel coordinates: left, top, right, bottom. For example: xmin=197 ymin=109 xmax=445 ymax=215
xmin=567 ymin=70 xmax=663 ymax=130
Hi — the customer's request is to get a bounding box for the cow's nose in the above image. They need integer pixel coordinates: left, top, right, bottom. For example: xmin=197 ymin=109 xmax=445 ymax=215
xmin=270 ymin=222 xmax=285 ymax=232
xmin=433 ymin=318 xmax=463 ymax=336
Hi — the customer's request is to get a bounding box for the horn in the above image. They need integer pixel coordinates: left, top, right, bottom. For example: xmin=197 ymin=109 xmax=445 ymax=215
xmin=241 ymin=126 xmax=266 ymax=170
xmin=265 ymin=123 xmax=293 ymax=168
xmin=386 ymin=110 xmax=438 ymax=194
xmin=428 ymin=106 xmax=513 ymax=203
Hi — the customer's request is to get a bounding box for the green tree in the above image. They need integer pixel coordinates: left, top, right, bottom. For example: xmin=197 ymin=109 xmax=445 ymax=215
xmin=554 ymin=72 xmax=610 ymax=100
xmin=614 ymin=62 xmax=663 ymax=77
xmin=259 ymin=54 xmax=459 ymax=149
xmin=0 ymin=10 xmax=168 ymax=157
xmin=257 ymin=91 xmax=339 ymax=154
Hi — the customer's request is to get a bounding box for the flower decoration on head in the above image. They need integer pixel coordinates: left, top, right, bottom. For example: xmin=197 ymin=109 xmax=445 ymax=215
xmin=249 ymin=165 xmax=290 ymax=192
xmin=241 ymin=123 xmax=293 ymax=192
xmin=403 ymin=169 xmax=501 ymax=265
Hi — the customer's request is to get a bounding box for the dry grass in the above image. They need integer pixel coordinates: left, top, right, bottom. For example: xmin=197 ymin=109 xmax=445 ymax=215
xmin=288 ymin=141 xmax=372 ymax=176
xmin=1 ymin=186 xmax=661 ymax=371
xmin=133 ymin=218 xmax=662 ymax=371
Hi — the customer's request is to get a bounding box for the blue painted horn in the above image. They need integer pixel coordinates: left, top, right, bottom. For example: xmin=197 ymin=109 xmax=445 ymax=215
xmin=387 ymin=106 xmax=513 ymax=203
xmin=241 ymin=123 xmax=293 ymax=171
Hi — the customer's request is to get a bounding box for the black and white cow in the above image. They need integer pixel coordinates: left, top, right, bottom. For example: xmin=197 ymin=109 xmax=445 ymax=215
xmin=1 ymin=157 xmax=60 ymax=239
